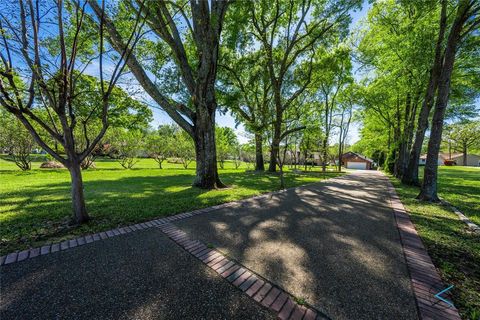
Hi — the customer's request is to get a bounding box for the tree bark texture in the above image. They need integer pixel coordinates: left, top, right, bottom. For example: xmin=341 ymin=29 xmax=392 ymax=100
xmin=268 ymin=117 xmax=282 ymax=172
xmin=418 ymin=0 xmax=470 ymax=201
xmin=255 ymin=133 xmax=265 ymax=171
xmin=192 ymin=90 xmax=225 ymax=188
xmin=68 ymin=162 xmax=89 ymax=224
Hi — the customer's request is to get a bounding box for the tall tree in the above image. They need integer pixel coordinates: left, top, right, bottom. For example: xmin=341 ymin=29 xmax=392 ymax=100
xmin=0 ymin=0 xmax=143 ymax=223
xmin=310 ymin=45 xmax=353 ymax=171
xmin=354 ymin=0 xmax=452 ymax=178
xmin=335 ymin=84 xmax=356 ymax=171
xmin=418 ymin=0 xmax=479 ymax=201
xmin=88 ymin=0 xmax=231 ymax=188
xmin=402 ymin=0 xmax=448 ymax=185
xmin=218 ymin=50 xmax=272 ymax=171
xmin=246 ymin=0 xmax=361 ymax=172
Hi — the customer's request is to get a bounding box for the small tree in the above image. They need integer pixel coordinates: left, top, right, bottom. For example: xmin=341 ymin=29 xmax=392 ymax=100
xmin=240 ymin=143 xmax=255 ymax=170
xmin=232 ymin=146 xmax=242 ymax=169
xmin=80 ymin=143 xmax=107 ymax=170
xmin=175 ymin=130 xmax=195 ymax=169
xmin=110 ymin=129 xmax=143 ymax=169
xmin=216 ymin=126 xmax=239 ymax=169
xmin=0 ymin=112 xmax=35 ymax=171
xmin=146 ymin=125 xmax=175 ymax=169
xmin=300 ymin=128 xmax=321 ymax=171
xmin=0 ymin=1 xmax=145 ymax=223
xmin=73 ymin=74 xmax=152 ymax=170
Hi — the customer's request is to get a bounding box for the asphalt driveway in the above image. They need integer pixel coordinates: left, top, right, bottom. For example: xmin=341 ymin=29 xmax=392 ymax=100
xmin=0 ymin=229 xmax=276 ymax=320
xmin=175 ymin=171 xmax=419 ymax=320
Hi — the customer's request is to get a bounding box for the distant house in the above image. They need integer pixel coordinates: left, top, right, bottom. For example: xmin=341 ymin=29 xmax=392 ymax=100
xmin=419 ymin=153 xmax=447 ymax=166
xmin=450 ymin=153 xmax=480 ymax=167
xmin=341 ymin=152 xmax=374 ymax=170
xmin=419 ymin=152 xmax=480 ymax=167
xmin=286 ymin=151 xmax=325 ymax=166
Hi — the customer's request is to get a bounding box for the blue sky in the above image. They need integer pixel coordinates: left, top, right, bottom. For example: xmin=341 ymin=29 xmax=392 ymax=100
xmin=149 ymin=2 xmax=371 ymax=144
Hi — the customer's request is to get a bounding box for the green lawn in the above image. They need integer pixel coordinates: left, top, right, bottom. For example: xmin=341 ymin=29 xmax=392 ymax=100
xmin=389 ymin=166 xmax=480 ymax=320
xmin=429 ymin=166 xmax=480 ymax=225
xmin=0 ymin=156 xmax=343 ymax=256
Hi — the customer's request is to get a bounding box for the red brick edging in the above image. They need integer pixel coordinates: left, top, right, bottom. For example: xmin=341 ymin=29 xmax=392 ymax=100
xmin=384 ymin=176 xmax=461 ymax=320
xmin=158 ymin=222 xmax=326 ymax=320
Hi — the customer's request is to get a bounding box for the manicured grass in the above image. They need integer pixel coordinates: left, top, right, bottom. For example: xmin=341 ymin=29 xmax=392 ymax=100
xmin=0 ymin=157 xmax=344 ymax=256
xmin=429 ymin=166 xmax=480 ymax=225
xmin=388 ymin=167 xmax=480 ymax=320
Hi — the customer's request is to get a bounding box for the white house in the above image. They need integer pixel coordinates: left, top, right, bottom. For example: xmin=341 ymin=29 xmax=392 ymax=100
xmin=419 ymin=152 xmax=480 ymax=167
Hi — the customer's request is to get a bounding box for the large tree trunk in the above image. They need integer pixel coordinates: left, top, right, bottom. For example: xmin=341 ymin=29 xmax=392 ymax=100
xmin=268 ymin=122 xmax=281 ymax=172
xmin=269 ymin=83 xmax=284 ymax=173
xmin=254 ymin=133 xmax=265 ymax=171
xmin=393 ymin=97 xmax=402 ymax=177
xmin=68 ymin=162 xmax=89 ymax=224
xmin=418 ymin=0 xmax=469 ymax=201
xmin=403 ymin=0 xmax=447 ymax=186
xmin=268 ymin=139 xmax=278 ymax=172
xmin=396 ymin=92 xmax=417 ymax=179
xmin=337 ymin=147 xmax=343 ymax=172
xmin=462 ymin=142 xmax=467 ymax=166
xmin=321 ymin=137 xmax=328 ymax=172
xmin=192 ymin=107 xmax=225 ymax=189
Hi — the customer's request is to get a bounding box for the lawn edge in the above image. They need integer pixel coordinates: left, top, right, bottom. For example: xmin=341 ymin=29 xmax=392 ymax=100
xmin=383 ymin=172 xmax=462 ymax=320
xmin=0 ymin=172 xmax=349 ymax=267
xmin=438 ymin=198 xmax=480 ymax=233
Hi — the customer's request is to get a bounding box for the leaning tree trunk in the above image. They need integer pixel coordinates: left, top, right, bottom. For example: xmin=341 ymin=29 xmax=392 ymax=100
xmin=255 ymin=133 xmax=265 ymax=171
xmin=403 ymin=0 xmax=446 ymax=186
xmin=68 ymin=160 xmax=89 ymax=224
xmin=403 ymin=90 xmax=437 ymax=185
xmin=418 ymin=0 xmax=468 ymax=201
xmin=192 ymin=105 xmax=225 ymax=189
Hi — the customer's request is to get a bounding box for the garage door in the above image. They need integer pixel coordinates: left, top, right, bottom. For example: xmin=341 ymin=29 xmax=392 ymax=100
xmin=347 ymin=162 xmax=367 ymax=169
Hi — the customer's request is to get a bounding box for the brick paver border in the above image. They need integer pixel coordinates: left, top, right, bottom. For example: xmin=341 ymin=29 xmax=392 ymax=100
xmin=157 ymin=222 xmax=327 ymax=320
xmin=384 ymin=175 xmax=462 ymax=320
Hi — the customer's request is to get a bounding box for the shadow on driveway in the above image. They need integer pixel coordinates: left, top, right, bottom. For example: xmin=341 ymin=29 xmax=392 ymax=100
xmin=175 ymin=171 xmax=419 ymax=320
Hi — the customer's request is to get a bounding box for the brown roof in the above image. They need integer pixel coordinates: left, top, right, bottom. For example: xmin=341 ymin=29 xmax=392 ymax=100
xmin=341 ymin=152 xmax=373 ymax=163
xmin=420 ymin=152 xmax=462 ymax=160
